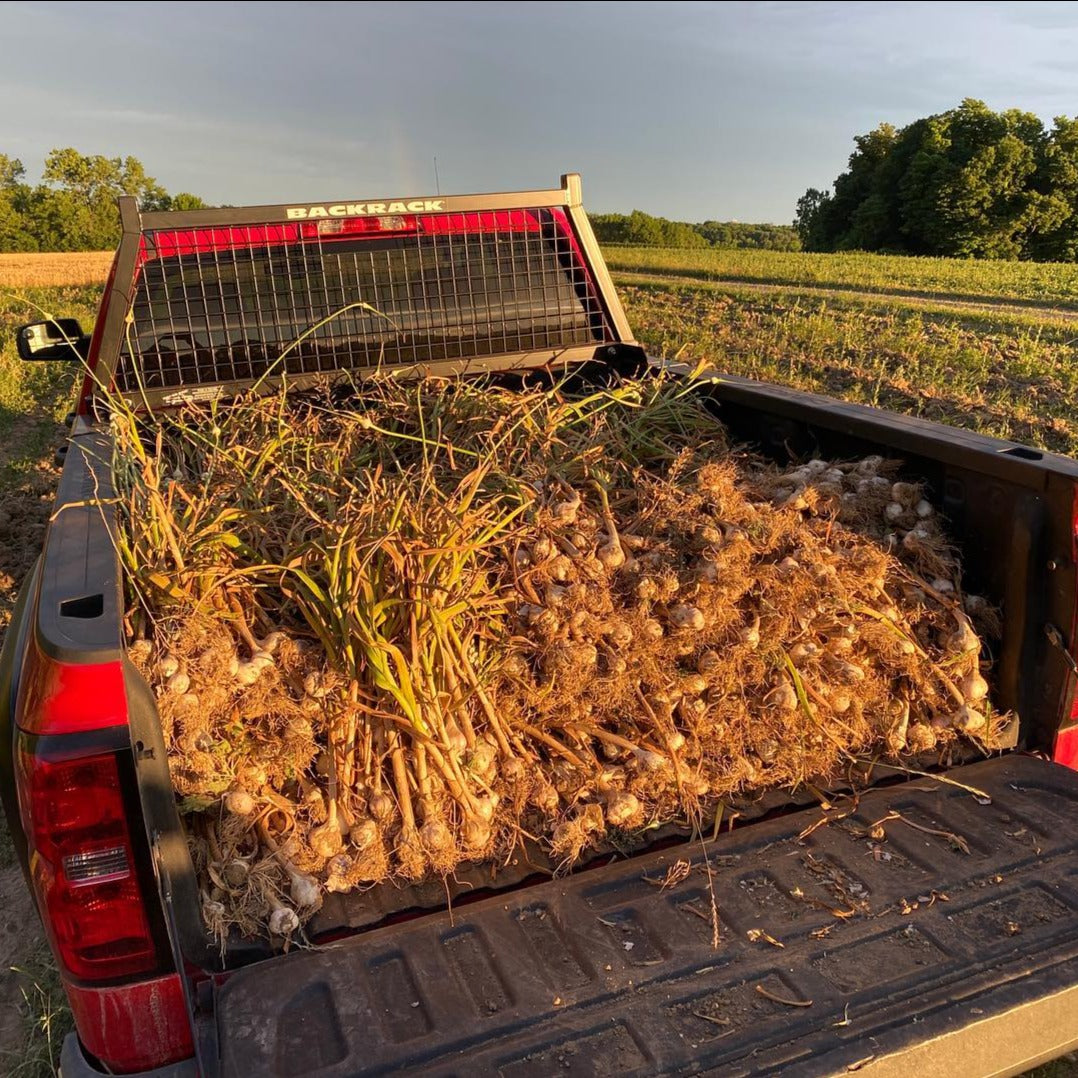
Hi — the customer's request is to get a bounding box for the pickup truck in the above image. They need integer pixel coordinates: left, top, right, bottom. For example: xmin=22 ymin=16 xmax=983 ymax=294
xmin=4 ymin=174 xmax=1078 ymax=1077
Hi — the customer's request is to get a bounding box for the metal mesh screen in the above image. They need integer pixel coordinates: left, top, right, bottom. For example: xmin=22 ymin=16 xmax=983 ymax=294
xmin=115 ymin=208 xmax=611 ymax=394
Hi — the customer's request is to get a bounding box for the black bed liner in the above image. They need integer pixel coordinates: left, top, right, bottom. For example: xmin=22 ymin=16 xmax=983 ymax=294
xmin=210 ymin=755 xmax=1078 ymax=1076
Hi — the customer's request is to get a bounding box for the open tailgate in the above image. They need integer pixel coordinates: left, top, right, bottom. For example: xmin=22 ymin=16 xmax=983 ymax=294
xmin=209 ymin=756 xmax=1078 ymax=1076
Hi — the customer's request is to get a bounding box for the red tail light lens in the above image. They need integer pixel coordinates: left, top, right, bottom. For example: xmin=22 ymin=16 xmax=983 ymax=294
xmin=17 ymin=748 xmax=156 ymax=981
xmin=1053 ymin=488 xmax=1078 ymax=769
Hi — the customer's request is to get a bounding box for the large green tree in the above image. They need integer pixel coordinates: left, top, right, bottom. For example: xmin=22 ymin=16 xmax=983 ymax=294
xmin=0 ymin=148 xmax=209 ymax=252
xmin=796 ymin=100 xmax=1078 ymax=260
xmin=0 ymin=156 xmax=37 ymax=251
xmin=163 ymin=192 xmax=208 ymax=211
xmin=1028 ymin=115 xmax=1078 ymax=261
xmin=28 ymin=148 xmax=172 ymax=250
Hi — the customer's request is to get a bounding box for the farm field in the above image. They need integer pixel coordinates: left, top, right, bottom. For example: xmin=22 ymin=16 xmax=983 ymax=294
xmin=0 ymin=252 xmax=112 ymax=289
xmin=0 ymin=249 xmax=1077 ymax=1075
xmin=605 ymin=243 xmax=1078 ymax=308
xmin=618 ymin=280 xmax=1078 ymax=456
xmin=604 ymin=244 xmax=1078 ymax=458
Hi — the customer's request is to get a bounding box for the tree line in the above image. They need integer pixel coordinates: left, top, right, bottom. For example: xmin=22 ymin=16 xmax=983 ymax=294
xmin=0 ymin=148 xmax=205 ymax=252
xmin=1 ymin=154 xmax=801 ymax=255
xmin=796 ymin=99 xmax=1078 ymax=260
xmin=29 ymin=116 xmax=1075 ymax=264
xmin=589 ymin=210 xmax=800 ymax=250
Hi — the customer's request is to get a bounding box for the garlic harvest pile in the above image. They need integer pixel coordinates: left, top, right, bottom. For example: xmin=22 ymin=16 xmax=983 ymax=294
xmin=113 ymin=373 xmax=1009 ymax=945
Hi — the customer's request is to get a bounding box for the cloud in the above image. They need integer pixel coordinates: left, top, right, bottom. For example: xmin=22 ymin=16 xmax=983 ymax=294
xmin=2 ymin=1 xmax=1077 ymax=221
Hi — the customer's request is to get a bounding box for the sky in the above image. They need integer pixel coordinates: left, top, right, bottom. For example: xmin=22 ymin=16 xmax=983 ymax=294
xmin=2 ymin=1 xmax=1078 ymax=223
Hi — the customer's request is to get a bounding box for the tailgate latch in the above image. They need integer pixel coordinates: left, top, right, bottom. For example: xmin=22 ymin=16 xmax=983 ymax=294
xmin=1044 ymin=623 xmax=1078 ymax=677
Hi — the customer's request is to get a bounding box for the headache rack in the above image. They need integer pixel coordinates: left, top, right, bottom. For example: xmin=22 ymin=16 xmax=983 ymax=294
xmin=91 ymin=173 xmax=635 ymax=407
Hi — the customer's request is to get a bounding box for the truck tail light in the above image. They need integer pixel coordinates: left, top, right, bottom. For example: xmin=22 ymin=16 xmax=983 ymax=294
xmin=13 ymin=644 xmax=192 ymax=1070
xmin=16 ymin=746 xmax=156 ymax=981
xmin=1052 ymin=486 xmax=1078 ymax=769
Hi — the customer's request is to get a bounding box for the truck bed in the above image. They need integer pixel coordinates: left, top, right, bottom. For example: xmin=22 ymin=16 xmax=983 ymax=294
xmin=210 ymin=755 xmax=1078 ymax=1077
xmin=113 ymin=366 xmax=1078 ymax=978
xmin=29 ymin=365 xmax=1078 ymax=1078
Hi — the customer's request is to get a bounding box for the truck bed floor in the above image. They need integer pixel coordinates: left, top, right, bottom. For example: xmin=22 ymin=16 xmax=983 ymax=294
xmin=213 ymin=755 xmax=1078 ymax=1076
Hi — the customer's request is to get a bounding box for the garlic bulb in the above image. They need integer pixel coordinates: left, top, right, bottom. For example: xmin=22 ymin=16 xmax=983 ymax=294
xmin=947 ymin=616 xmax=980 ymax=654
xmin=739 ymin=617 xmax=761 ymax=648
xmin=668 ymin=605 xmax=705 ymax=631
xmin=220 ymin=859 xmax=248 ymax=888
xmin=224 ymin=788 xmax=255 ymax=816
xmin=256 ymin=631 xmax=286 ymax=654
xmin=681 ymin=674 xmax=708 ymax=696
xmin=309 ymin=821 xmax=343 ymax=858
xmin=463 ymin=820 xmax=492 ymax=849
xmin=531 ymin=535 xmax=554 ymax=561
xmin=166 ymin=670 xmax=190 ymax=695
xmin=158 ymin=653 xmax=180 ymax=679
xmin=420 ymin=819 xmax=452 ymax=851
xmin=830 ymin=690 xmax=852 ymax=714
xmin=832 ymin=661 xmax=866 ymax=683
xmin=289 ymin=871 xmax=321 ymax=910
xmin=953 ymin=706 xmax=986 ymax=733
xmin=128 ymin=638 xmax=152 ymax=664
xmin=350 ymin=818 xmax=379 ymax=851
xmin=303 ymin=671 xmax=330 ymax=699
xmin=697 ymin=650 xmax=722 ymax=676
xmin=667 ymin=731 xmax=687 ymax=752
xmin=234 ymin=661 xmax=264 ymax=686
xmin=789 ymin=642 xmax=819 ymax=665
xmin=596 ymin=540 xmax=625 ymax=570
xmin=268 ymin=905 xmax=300 ymax=937
xmin=367 ymin=792 xmax=395 ymax=821
xmin=636 ymin=577 xmax=659 ymax=601
xmin=961 ymin=671 xmax=989 ymax=703
xmin=552 ymin=492 xmax=581 ymax=524
xmin=767 ymin=682 xmax=798 ymax=710
xmin=891 ymin=482 xmax=918 ymax=506
xmin=605 ymin=791 xmax=641 ymax=827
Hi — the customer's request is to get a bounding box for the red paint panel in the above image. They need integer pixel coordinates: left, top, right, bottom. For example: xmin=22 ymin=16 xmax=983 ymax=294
xmin=77 ymin=250 xmax=119 ymax=414
xmin=1056 ymin=485 xmax=1078 ymax=768
xmin=139 ymin=208 xmax=549 ymax=262
xmin=1071 ymin=484 xmax=1078 ymax=725
xmin=65 ymin=972 xmax=194 ymax=1074
xmin=143 ymin=222 xmax=302 ymax=261
xmin=1053 ymin=727 xmax=1078 ymax=771
xmin=16 ymin=636 xmax=128 ymax=735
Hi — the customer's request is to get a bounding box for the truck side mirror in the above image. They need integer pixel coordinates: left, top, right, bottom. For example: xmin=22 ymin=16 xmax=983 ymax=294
xmin=16 ymin=319 xmax=89 ymax=362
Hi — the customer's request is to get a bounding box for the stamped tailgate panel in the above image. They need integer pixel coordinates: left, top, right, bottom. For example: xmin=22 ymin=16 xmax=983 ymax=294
xmin=213 ymin=756 xmax=1078 ymax=1076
